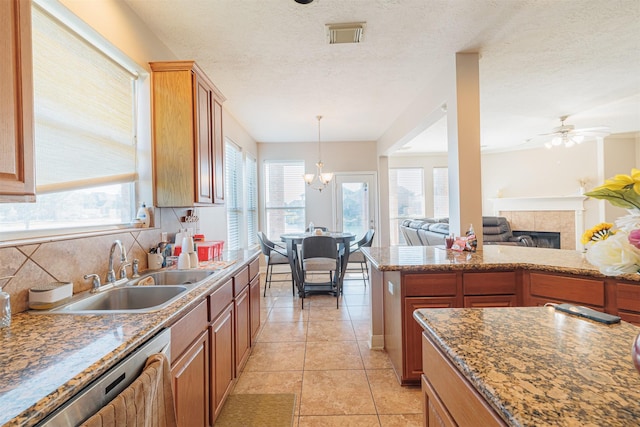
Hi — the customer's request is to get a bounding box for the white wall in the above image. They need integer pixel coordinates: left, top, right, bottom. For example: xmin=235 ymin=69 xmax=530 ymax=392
xmin=258 ymin=140 xmax=378 ymax=234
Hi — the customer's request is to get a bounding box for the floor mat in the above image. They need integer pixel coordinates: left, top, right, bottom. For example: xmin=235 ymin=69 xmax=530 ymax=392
xmin=215 ymin=393 xmax=296 ymax=427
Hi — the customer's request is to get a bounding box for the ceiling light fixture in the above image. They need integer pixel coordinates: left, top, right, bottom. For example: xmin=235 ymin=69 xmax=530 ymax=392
xmin=294 ymin=0 xmax=314 ymax=4
xmin=303 ymin=115 xmax=333 ymax=192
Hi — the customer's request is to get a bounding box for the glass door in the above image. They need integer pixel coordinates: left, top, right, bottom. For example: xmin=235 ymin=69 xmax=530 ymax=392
xmin=333 ymin=173 xmax=377 ymax=241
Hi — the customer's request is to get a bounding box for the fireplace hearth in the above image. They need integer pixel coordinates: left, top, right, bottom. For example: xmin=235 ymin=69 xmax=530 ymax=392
xmin=513 ymin=231 xmax=561 ymax=249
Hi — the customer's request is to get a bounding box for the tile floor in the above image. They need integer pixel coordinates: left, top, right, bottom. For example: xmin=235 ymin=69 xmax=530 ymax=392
xmin=229 ymin=268 xmax=423 ymax=426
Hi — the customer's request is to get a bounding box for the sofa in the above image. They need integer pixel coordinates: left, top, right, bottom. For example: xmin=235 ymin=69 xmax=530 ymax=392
xmin=400 ymin=216 xmax=535 ymax=247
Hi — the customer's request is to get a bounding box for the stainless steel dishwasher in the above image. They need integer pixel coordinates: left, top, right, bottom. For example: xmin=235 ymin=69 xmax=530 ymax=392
xmin=36 ymin=329 xmax=171 ymax=426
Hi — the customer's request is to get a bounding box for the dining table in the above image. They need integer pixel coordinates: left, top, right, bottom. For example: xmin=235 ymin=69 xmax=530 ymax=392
xmin=280 ymin=231 xmax=356 ymax=297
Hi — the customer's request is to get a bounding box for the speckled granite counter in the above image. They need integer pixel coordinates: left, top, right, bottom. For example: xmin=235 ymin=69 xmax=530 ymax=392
xmin=0 ymin=249 xmax=260 ymax=427
xmin=414 ymin=306 xmax=640 ymax=426
xmin=362 ymin=245 xmax=640 ymax=281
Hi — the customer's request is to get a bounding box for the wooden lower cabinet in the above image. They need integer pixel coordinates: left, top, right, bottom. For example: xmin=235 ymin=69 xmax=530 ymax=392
xmin=422 ymin=332 xmax=506 ymax=426
xmin=210 ymin=303 xmax=234 ymax=424
xmin=464 ymin=294 xmax=517 ymax=307
xmin=171 ymin=329 xmax=209 ymax=427
xmin=235 ymin=285 xmax=251 ymax=373
xmin=614 ymin=281 xmax=640 ymax=325
xmin=403 ymin=297 xmax=457 ymax=384
xmin=249 ymin=275 xmax=261 ymax=343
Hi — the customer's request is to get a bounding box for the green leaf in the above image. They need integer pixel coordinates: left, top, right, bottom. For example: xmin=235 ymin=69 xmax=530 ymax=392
xmin=584 ymin=187 xmax=640 ymax=210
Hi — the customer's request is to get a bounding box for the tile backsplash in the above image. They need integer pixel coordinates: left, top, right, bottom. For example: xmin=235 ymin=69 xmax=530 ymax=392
xmin=0 ymin=207 xmax=199 ymax=314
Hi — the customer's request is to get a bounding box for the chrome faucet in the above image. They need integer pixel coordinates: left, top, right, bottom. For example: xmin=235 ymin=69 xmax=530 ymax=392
xmin=107 ymin=240 xmax=128 ymax=284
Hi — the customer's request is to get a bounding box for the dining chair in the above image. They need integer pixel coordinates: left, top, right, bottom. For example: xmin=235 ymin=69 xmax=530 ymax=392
xmin=257 ymin=231 xmax=295 ymax=296
xmin=300 ymin=235 xmax=339 ymax=308
xmin=348 ymin=229 xmax=375 ymax=286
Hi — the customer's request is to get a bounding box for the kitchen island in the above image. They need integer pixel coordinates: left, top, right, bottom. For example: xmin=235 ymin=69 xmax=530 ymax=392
xmin=0 ymin=248 xmax=260 ymax=427
xmin=414 ymin=306 xmax=640 ymax=426
xmin=361 ymin=245 xmax=640 ymax=384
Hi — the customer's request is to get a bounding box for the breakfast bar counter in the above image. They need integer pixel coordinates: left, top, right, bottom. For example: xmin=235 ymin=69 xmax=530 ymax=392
xmin=360 ymin=245 xmax=640 ymax=385
xmin=413 ymin=306 xmax=640 ymax=426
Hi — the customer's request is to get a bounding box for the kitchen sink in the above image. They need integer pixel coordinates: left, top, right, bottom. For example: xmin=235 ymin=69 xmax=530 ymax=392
xmin=39 ymin=285 xmax=189 ymax=314
xmin=129 ymin=269 xmax=216 ymax=287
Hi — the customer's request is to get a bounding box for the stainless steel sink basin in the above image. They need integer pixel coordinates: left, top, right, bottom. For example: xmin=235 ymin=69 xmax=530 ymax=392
xmin=41 ymin=285 xmax=189 ymax=314
xmin=130 ymin=269 xmax=215 ymax=287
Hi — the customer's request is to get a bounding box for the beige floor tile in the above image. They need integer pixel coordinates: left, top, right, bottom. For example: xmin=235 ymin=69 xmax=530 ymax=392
xmin=308 ymin=305 xmax=351 ymax=321
xmin=348 ymin=304 xmax=372 ymax=320
xmin=300 ymin=370 xmax=376 ymax=416
xmin=304 ymin=341 xmax=363 ymax=370
xmin=270 ymin=296 xmax=299 ymax=307
xmin=303 ymin=294 xmax=341 ymax=307
xmin=307 ymin=320 xmax=356 ymax=342
xmin=358 ymin=341 xmax=393 ymax=370
xmin=366 ymin=369 xmax=422 ymax=414
xmin=299 ymin=415 xmax=380 ymax=426
xmin=343 ymin=292 xmax=370 ymax=306
xmin=352 ymin=320 xmax=372 ymax=341
xmin=244 ymin=341 xmax=306 ymax=371
xmin=232 ymin=370 xmax=303 ymax=416
xmin=257 ymin=321 xmax=308 ymax=342
xmin=378 ymin=414 xmax=423 ymax=426
xmin=268 ymin=306 xmax=309 ymax=322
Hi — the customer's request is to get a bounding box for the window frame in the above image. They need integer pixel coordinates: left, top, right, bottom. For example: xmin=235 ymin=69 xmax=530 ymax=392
xmin=263 ymin=160 xmax=306 ymax=240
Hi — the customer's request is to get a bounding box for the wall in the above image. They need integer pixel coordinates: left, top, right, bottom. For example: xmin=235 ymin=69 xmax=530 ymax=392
xmin=258 ymin=140 xmax=378 ymax=235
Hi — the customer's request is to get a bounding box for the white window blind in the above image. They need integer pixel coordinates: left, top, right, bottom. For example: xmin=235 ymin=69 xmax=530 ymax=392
xmin=389 ymin=168 xmax=425 ymax=245
xmin=225 ymin=140 xmax=243 ymax=250
xmin=264 ymin=161 xmax=305 ymax=239
xmin=245 ymin=154 xmax=258 ymax=247
xmin=32 ymin=4 xmax=138 ymax=194
xmin=433 ymin=167 xmax=449 ymax=218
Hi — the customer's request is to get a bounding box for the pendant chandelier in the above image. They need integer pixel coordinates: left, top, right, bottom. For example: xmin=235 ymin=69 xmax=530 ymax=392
xmin=303 ymin=115 xmax=333 ymax=191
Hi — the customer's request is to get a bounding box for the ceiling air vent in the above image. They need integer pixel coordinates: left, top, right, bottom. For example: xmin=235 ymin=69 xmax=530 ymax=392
xmin=326 ymin=22 xmax=366 ymax=44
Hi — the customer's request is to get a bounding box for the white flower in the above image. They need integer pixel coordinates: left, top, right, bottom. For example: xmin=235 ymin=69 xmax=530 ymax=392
xmin=586 ymin=231 xmax=640 ymax=276
xmin=615 ymin=209 xmax=640 ymax=232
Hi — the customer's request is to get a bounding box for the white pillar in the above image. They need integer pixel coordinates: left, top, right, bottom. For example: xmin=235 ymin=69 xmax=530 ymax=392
xmin=447 ymin=52 xmax=483 ymax=245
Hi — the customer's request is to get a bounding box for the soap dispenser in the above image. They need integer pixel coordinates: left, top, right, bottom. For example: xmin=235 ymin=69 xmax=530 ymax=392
xmin=0 ymin=276 xmax=14 ymax=328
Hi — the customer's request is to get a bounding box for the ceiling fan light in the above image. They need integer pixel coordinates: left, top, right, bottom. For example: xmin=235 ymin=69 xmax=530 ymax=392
xmin=551 ymin=136 xmax=562 ymax=146
xmin=564 ymin=139 xmax=575 ymax=148
xmin=544 ymin=142 xmax=553 ymax=149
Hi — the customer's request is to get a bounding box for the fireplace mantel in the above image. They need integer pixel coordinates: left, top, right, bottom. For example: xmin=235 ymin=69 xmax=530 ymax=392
xmin=489 ymin=195 xmax=587 ymax=212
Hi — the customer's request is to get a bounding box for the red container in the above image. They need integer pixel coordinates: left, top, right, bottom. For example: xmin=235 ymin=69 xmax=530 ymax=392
xmin=197 ymin=243 xmax=214 ymax=261
xmin=211 ymin=241 xmax=224 ymax=258
xmin=174 ymin=245 xmax=182 ymax=257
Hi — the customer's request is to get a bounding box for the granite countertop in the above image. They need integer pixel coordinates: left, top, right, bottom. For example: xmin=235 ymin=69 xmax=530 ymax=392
xmin=361 ymin=245 xmax=640 ymax=282
xmin=0 ymin=248 xmax=260 ymax=427
xmin=414 ymin=306 xmax=640 ymax=426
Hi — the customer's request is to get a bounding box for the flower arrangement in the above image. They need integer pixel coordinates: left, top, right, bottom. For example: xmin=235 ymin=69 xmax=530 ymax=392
xmin=582 ymin=168 xmax=640 ymax=276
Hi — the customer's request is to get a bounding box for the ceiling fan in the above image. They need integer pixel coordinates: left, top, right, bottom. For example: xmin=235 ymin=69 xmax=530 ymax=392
xmin=534 ymin=116 xmax=610 ymax=149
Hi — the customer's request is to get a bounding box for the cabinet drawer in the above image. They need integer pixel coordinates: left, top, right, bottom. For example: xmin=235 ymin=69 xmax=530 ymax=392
xmin=209 ymin=279 xmax=233 ymax=322
xmin=463 ymin=271 xmax=516 ymax=295
xmin=529 ymin=272 xmax=604 ymax=307
xmin=464 ymin=295 xmax=517 ymax=308
xmin=171 ymin=298 xmax=208 ymax=360
xmin=404 ymin=273 xmax=458 ymax=297
xmin=248 ymin=257 xmax=260 ymax=280
xmin=233 ymin=266 xmax=249 ymax=296
xmin=616 ymin=283 xmax=640 ymax=313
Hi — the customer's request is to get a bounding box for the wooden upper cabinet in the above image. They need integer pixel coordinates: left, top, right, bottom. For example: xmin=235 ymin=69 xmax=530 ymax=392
xmin=0 ymin=0 xmax=35 ymax=202
xmin=150 ymin=61 xmax=225 ymax=207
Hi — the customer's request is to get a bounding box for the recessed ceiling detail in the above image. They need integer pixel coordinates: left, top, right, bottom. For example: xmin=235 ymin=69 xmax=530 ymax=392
xmin=326 ymin=22 xmax=366 ymax=44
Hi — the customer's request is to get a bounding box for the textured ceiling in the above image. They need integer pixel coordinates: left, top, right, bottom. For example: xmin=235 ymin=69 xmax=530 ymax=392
xmin=123 ymin=0 xmax=640 ymax=153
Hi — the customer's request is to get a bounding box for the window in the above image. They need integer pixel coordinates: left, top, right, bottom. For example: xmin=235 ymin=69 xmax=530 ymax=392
xmin=245 ymin=154 xmax=258 ymax=247
xmin=389 ymin=168 xmax=424 ymax=245
xmin=225 ymin=140 xmax=243 ymax=250
xmin=433 ymin=167 xmax=449 ymax=218
xmin=0 ymin=2 xmax=144 ymax=239
xmin=264 ymin=161 xmax=305 ymax=239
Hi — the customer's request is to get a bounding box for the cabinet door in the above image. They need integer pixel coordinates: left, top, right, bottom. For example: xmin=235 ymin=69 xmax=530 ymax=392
xmin=235 ymin=285 xmax=251 ymax=372
xmin=250 ymin=275 xmax=261 ymax=343
xmin=212 ymin=98 xmax=224 ymax=204
xmin=404 ymin=297 xmax=457 ymax=384
xmin=0 ymin=0 xmax=35 ymax=202
xmin=464 ymin=295 xmax=517 ymax=308
xmin=422 ymin=375 xmax=456 ymax=427
xmin=171 ymin=329 xmax=209 ymax=427
xmin=195 ymin=75 xmax=213 ymax=204
xmin=210 ymin=303 xmax=234 ymax=423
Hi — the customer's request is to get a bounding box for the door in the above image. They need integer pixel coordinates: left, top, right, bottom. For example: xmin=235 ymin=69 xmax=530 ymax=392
xmin=333 ymin=173 xmax=377 ymax=240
